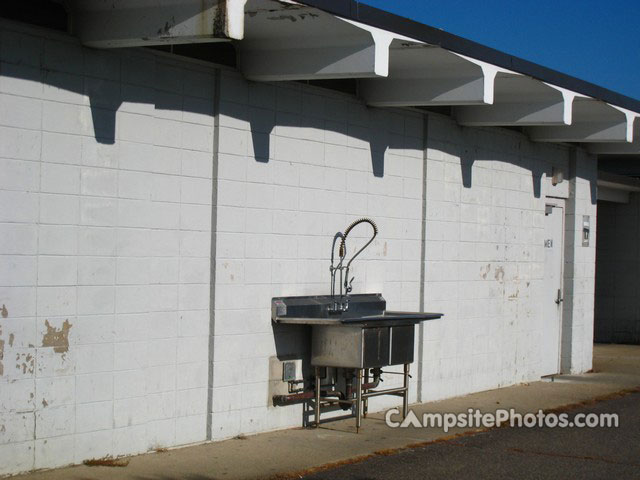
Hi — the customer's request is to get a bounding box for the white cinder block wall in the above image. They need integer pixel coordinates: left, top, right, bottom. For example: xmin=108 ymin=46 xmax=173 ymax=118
xmin=420 ymin=115 xmax=596 ymax=400
xmin=562 ymin=149 xmax=597 ymax=373
xmin=0 ymin=23 xmax=214 ymax=474
xmin=211 ymin=70 xmax=425 ymax=439
xmin=0 ymin=20 xmax=599 ymax=476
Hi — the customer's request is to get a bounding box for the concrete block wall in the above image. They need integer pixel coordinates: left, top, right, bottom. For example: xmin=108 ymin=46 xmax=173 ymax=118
xmin=594 ymin=194 xmax=640 ymax=344
xmin=561 ymin=149 xmax=597 ymax=373
xmin=0 ymin=22 xmax=214 ymax=474
xmin=420 ymin=114 xmax=593 ymax=400
xmin=210 ymin=69 xmax=425 ymax=440
xmin=0 ymin=19 xmax=601 ymax=476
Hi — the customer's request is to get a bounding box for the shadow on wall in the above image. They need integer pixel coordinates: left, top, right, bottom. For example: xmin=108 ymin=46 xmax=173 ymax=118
xmin=271 ymin=322 xmax=356 ymax=427
xmin=442 ymin=123 xmax=597 ymax=204
xmin=271 ymin=323 xmax=311 ymax=367
xmin=3 ymin=40 xmax=402 ymax=178
xmin=236 ymin=91 xmax=401 ymax=178
xmin=594 ymin=197 xmax=640 ymax=344
xmin=459 ymin=143 xmax=544 ymax=198
xmin=2 ymin=39 xmax=215 ymax=145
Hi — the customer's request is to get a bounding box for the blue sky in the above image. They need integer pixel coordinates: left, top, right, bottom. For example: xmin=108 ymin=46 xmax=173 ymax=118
xmin=360 ymin=0 xmax=640 ymax=101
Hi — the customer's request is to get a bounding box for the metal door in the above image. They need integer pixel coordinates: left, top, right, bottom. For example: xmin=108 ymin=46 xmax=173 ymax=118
xmin=542 ymin=202 xmax=564 ymax=376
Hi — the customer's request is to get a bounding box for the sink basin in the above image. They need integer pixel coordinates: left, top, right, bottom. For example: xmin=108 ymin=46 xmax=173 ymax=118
xmin=272 ymin=294 xmax=443 ymax=368
xmin=272 ymin=294 xmax=442 ymax=327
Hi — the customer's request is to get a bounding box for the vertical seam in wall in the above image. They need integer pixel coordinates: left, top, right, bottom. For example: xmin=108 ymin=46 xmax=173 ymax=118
xmin=561 ymin=147 xmax=578 ymax=373
xmin=206 ymin=68 xmax=222 ymax=440
xmin=33 ymin=39 xmax=45 ymax=456
xmin=417 ymin=113 xmax=429 ymax=403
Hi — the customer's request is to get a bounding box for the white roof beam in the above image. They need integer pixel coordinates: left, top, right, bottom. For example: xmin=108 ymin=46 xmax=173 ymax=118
xmin=237 ymin=1 xmax=395 ymax=81
xmin=455 ymin=75 xmax=578 ymax=126
xmin=588 ymin=118 xmax=640 ymax=154
xmin=527 ymin=98 xmax=636 ymax=143
xmin=598 ymin=172 xmax=640 ymax=192
xmin=598 ymin=186 xmax=630 ymax=203
xmin=71 ymin=0 xmax=247 ymax=48
xmin=360 ymin=47 xmax=503 ymax=107
xmin=597 ymin=172 xmax=640 ymax=204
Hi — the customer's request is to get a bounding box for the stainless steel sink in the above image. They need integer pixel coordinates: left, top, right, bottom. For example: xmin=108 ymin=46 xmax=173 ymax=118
xmin=272 ymin=294 xmax=442 ymax=368
xmin=270 ymin=218 xmax=443 ymax=431
xmin=271 ymin=292 xmax=443 ymax=431
xmin=272 ymin=293 xmax=442 ymax=327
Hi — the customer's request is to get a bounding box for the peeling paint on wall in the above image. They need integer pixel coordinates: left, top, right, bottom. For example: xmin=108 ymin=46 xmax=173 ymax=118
xmin=42 ymin=319 xmax=72 ymax=354
xmin=15 ymin=353 xmax=34 ymax=375
xmin=480 ymin=264 xmax=491 ymax=279
xmin=494 ymin=266 xmax=505 ymax=282
xmin=156 ymin=16 xmax=176 ymax=37
xmin=267 ymin=15 xmax=298 ymax=22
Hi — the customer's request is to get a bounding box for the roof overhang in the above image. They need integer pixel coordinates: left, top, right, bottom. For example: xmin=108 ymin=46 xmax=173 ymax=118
xmin=597 ymin=172 xmax=640 ymax=203
xmin=68 ymin=0 xmax=640 ymax=163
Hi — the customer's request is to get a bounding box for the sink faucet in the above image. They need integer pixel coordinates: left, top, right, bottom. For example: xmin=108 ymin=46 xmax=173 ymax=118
xmin=329 ymin=218 xmax=378 ymax=313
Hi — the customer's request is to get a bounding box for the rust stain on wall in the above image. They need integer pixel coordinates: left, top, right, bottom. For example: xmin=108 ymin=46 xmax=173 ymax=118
xmin=42 ymin=319 xmax=72 ymax=354
xmin=0 ymin=338 xmax=4 ymax=376
xmin=1 ymin=304 xmax=7 ymax=318
xmin=8 ymin=333 xmax=14 ymax=348
xmin=494 ymin=266 xmax=505 ymax=282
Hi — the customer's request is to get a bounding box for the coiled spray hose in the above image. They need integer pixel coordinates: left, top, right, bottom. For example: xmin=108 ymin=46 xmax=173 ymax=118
xmin=339 ymin=218 xmax=378 ymax=293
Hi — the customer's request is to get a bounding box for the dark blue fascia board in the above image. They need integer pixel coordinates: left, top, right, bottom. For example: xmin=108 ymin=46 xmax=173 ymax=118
xmin=297 ymin=0 xmax=640 ymax=112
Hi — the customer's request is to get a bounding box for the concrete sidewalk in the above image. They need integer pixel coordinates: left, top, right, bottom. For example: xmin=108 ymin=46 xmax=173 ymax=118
xmin=10 ymin=344 xmax=640 ymax=480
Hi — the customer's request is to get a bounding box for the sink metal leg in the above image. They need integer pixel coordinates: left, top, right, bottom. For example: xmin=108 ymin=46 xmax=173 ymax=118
xmin=356 ymin=368 xmax=363 ymax=431
xmin=402 ymin=363 xmax=409 ymax=419
xmin=363 ymin=368 xmax=369 ymax=418
xmin=315 ymin=367 xmax=321 ymax=428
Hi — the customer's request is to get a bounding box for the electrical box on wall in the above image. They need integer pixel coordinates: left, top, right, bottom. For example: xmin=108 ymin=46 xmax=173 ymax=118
xmin=582 ymin=216 xmax=590 ymax=247
xmin=269 ymin=356 xmax=305 ymax=402
xmin=282 ymin=359 xmax=303 ymax=382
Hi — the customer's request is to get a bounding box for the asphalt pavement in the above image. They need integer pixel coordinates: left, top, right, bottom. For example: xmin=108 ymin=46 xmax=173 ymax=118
xmin=303 ymin=390 xmax=640 ymax=480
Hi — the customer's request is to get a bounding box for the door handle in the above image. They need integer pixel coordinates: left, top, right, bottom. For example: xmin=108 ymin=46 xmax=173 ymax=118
xmin=555 ymin=289 xmax=563 ymax=305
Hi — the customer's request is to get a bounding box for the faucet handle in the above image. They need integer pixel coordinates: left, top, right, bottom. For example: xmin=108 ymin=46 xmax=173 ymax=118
xmin=345 ymin=276 xmax=354 ymax=294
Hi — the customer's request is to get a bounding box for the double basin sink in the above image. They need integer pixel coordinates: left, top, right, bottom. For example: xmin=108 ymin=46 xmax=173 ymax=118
xmin=272 ymin=294 xmax=443 ymax=369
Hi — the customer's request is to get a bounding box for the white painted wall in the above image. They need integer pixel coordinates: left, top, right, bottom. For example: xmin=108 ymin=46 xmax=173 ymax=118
xmin=419 ymin=114 xmax=596 ymax=401
xmin=0 ymin=22 xmax=214 ymax=475
xmin=561 ymin=149 xmax=597 ymax=373
xmin=211 ymin=69 xmax=425 ymax=439
xmin=0 ymin=20 xmax=599 ymax=476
